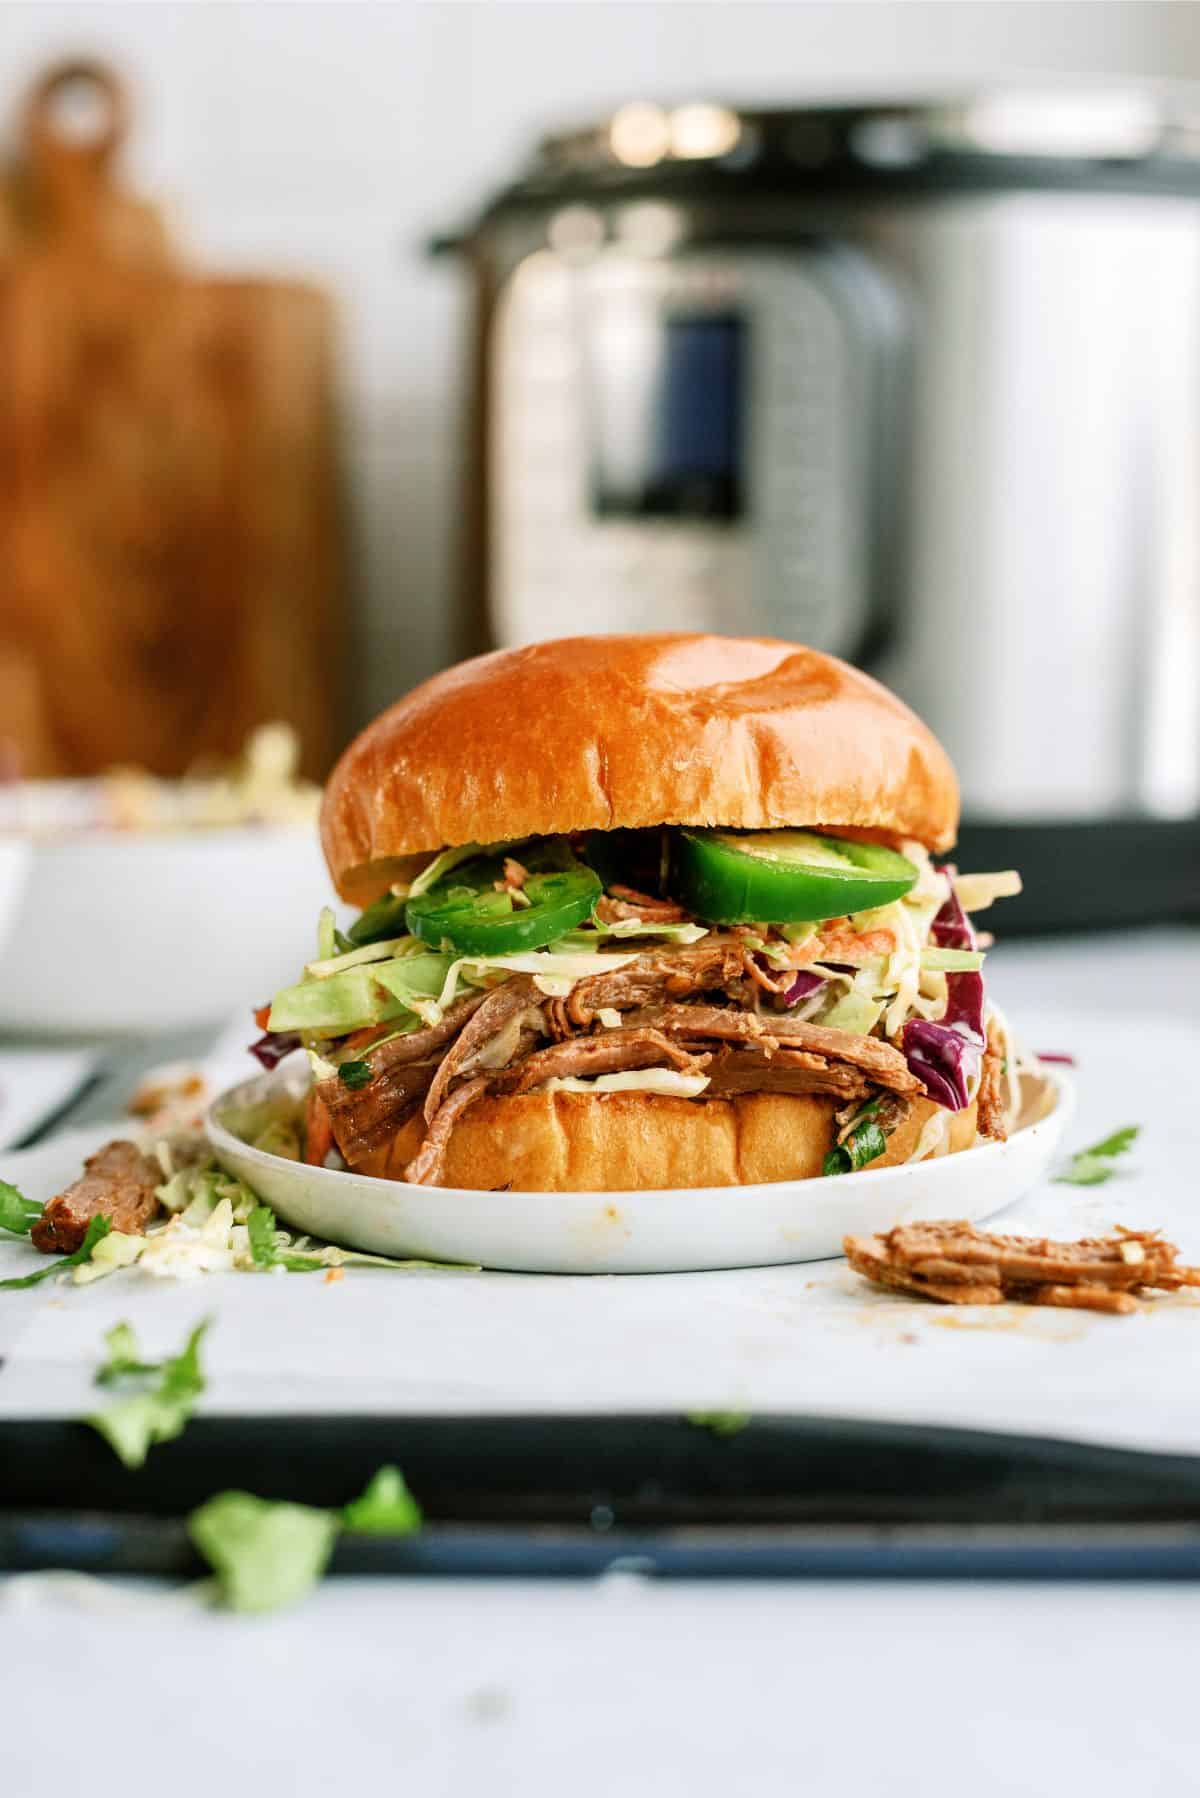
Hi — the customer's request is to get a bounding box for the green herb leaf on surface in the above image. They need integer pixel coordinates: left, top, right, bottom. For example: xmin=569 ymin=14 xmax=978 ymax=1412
xmin=86 ymin=1318 xmax=210 ymax=1468
xmin=337 ymin=1059 xmax=373 ymax=1090
xmin=94 ymin=1320 xmax=160 ymax=1385
xmin=188 ymin=1491 xmax=340 ymax=1614
xmin=1055 ymin=1125 xmax=1141 ymax=1187
xmin=686 ymin=1411 xmax=752 ymax=1438
xmin=0 ymin=1180 xmax=42 ymax=1237
xmin=0 ymin=1214 xmax=112 ymax=1291
xmin=341 ymin=1465 xmax=423 ymax=1537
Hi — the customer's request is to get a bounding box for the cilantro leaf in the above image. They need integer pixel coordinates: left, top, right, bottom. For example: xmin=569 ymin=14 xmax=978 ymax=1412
xmin=341 ymin=1465 xmax=423 ymax=1536
xmin=686 ymin=1410 xmax=752 ymax=1438
xmin=0 ymin=1214 xmax=111 ymax=1291
xmin=86 ymin=1318 xmax=209 ymax=1468
xmin=1055 ymin=1125 xmax=1141 ymax=1187
xmin=246 ymin=1204 xmax=324 ymax=1273
xmin=337 ymin=1059 xmax=373 ymax=1090
xmin=188 ymin=1492 xmax=340 ymax=1613
xmin=246 ymin=1201 xmax=475 ymax=1275
xmin=0 ymin=1179 xmax=42 ymax=1237
xmin=94 ymin=1320 xmax=160 ymax=1385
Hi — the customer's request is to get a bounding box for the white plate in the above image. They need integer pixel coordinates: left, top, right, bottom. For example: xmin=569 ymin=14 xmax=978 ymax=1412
xmin=207 ymin=1067 xmax=1073 ymax=1275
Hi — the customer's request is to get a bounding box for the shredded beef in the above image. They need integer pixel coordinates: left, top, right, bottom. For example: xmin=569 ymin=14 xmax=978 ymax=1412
xmin=565 ymin=941 xmax=748 ymax=1027
xmin=705 ymin=1045 xmax=871 ymax=1102
xmin=976 ymin=1020 xmax=1008 ymax=1142
xmin=844 ymin=1222 xmax=1200 ymax=1314
xmin=759 ymin=1017 xmax=922 ymax=1095
xmin=32 ymin=1140 xmax=163 ymax=1255
xmin=497 ymin=1028 xmax=707 ymax=1096
xmin=319 ymin=1058 xmax=440 ymax=1165
xmin=405 ymin=1076 xmax=494 ymax=1186
xmin=624 ymin=1004 xmax=774 ymax=1045
xmin=367 ymin=991 xmax=489 ymax=1074
xmin=625 ymin=1004 xmax=918 ymax=1097
xmin=423 ymin=977 xmax=545 ymax=1124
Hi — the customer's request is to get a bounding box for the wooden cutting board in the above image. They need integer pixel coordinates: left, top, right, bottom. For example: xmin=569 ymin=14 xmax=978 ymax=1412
xmin=0 ymin=60 xmax=345 ymax=778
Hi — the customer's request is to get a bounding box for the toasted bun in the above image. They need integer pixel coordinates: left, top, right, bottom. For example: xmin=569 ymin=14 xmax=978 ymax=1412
xmin=322 ymin=634 xmax=958 ymax=901
xmin=353 ymin=1092 xmax=978 ymax=1192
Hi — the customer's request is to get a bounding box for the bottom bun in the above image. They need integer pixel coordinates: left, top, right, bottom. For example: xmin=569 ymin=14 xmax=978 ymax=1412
xmin=353 ymin=1091 xmax=979 ymax=1192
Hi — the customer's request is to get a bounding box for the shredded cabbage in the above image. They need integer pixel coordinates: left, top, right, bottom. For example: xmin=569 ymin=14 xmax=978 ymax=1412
xmin=432 ymin=948 xmax=640 ymax=1015
xmin=305 ymin=936 xmax=415 ymax=979
xmin=542 ymin=1069 xmax=711 ymax=1099
xmin=408 ymin=840 xmax=520 ymax=899
xmin=954 ymin=870 xmax=1023 ymax=912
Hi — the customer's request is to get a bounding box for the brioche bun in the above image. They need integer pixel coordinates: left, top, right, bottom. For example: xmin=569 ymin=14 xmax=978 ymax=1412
xmin=353 ymin=1092 xmax=978 ymax=1192
xmin=322 ymin=634 xmax=959 ymax=902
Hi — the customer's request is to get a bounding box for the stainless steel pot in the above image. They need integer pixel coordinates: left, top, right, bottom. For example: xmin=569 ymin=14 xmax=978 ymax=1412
xmin=436 ymin=92 xmax=1200 ymax=927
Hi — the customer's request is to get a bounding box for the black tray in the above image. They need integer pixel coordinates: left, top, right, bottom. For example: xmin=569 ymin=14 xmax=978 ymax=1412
xmin=6 ymin=1413 xmax=1200 ymax=1581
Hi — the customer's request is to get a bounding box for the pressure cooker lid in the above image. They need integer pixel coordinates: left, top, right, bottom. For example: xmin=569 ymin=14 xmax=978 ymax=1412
xmin=457 ymin=87 xmax=1200 ymax=225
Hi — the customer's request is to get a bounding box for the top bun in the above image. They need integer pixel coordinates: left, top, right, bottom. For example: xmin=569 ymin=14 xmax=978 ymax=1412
xmin=322 ymin=634 xmax=959 ymax=900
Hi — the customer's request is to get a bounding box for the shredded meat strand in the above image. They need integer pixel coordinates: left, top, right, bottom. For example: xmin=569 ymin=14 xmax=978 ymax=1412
xmin=423 ymin=977 xmax=545 ymax=1124
xmin=368 ymin=992 xmax=490 ymax=1074
xmin=497 ymin=1028 xmax=707 ymax=1096
xmin=595 ymin=886 xmax=688 ymax=924
xmin=319 ymin=1059 xmax=440 ymax=1165
xmin=705 ymin=1045 xmax=871 ymax=1101
xmin=565 ymin=941 xmax=748 ymax=1027
xmin=844 ymin=1222 xmax=1200 ymax=1314
xmin=759 ymin=1017 xmax=922 ymax=1095
xmin=32 ymin=1140 xmax=163 ymax=1255
xmin=976 ymin=1020 xmax=1008 ymax=1142
xmin=624 ymin=1004 xmax=774 ymax=1045
xmin=405 ymin=1076 xmax=494 ymax=1185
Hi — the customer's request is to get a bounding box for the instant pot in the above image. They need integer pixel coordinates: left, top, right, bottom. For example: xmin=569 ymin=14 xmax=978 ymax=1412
xmin=434 ymin=92 xmax=1200 ymax=930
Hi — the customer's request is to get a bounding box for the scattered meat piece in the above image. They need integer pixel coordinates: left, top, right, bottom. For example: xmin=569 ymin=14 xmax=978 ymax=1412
xmin=405 ymin=1076 xmax=494 ymax=1185
xmin=304 ymin=1089 xmax=335 ymax=1167
xmin=32 ymin=1140 xmax=163 ymax=1255
xmin=423 ymin=977 xmax=545 ymax=1124
xmin=565 ymin=940 xmax=748 ymax=1027
xmin=497 ymin=1028 xmax=707 ymax=1096
xmin=705 ymin=1045 xmax=871 ymax=1102
xmin=1025 ymin=1285 xmax=1139 ymax=1317
xmin=844 ymin=1222 xmax=1200 ymax=1314
xmin=502 ymin=857 xmax=529 ymax=889
xmin=976 ymin=1020 xmax=1008 ymax=1142
xmin=127 ymin=1065 xmax=210 ymax=1134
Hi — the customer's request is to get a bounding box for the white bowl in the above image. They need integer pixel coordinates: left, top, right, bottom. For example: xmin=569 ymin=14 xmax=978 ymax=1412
xmin=0 ymin=838 xmax=32 ymax=958
xmin=0 ymin=819 xmax=331 ymax=1035
xmin=208 ymin=1066 xmax=1072 ymax=1275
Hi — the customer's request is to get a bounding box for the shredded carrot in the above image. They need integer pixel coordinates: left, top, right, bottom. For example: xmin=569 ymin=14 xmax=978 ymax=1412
xmin=254 ymin=1004 xmax=272 ymax=1031
xmin=816 ymin=928 xmax=895 ymax=964
xmin=304 ymin=1089 xmax=334 ymax=1167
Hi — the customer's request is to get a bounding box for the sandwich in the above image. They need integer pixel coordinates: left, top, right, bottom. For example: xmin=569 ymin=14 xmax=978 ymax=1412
xmin=254 ymin=633 xmax=1025 ymax=1191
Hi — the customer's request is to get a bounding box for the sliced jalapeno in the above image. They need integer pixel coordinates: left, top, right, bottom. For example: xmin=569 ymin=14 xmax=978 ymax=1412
xmin=672 ymin=829 xmax=917 ymax=925
xmin=405 ymin=848 xmax=601 ymax=955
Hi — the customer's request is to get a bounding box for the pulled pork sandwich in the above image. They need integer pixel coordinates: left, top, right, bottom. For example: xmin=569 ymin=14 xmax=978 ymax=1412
xmin=253 ymin=634 xmax=1025 ymax=1190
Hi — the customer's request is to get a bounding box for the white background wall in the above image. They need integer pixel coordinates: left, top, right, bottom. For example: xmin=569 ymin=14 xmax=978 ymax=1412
xmin=4 ymin=0 xmax=1199 ymax=729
